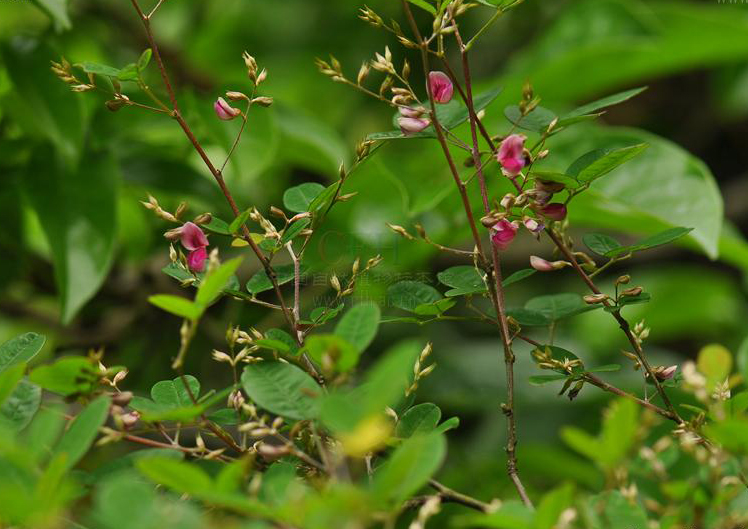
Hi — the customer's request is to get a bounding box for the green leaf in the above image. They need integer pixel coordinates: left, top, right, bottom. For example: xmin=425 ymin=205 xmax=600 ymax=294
xmin=203 ymin=217 xmax=232 ymax=235
xmin=29 ymin=356 xmax=97 ymax=396
xmin=137 ymin=457 xmax=212 ymax=495
xmin=196 ymin=257 xmax=243 ymax=306
xmin=461 ymin=501 xmax=534 ymax=529
xmin=534 ymin=483 xmax=575 ymax=529
xmin=567 ymin=144 xmax=649 ymax=183
xmin=228 ymin=209 xmax=252 ymax=235
xmin=406 ymin=0 xmax=436 ymax=15
xmin=396 ymin=403 xmax=441 ymax=438
xmin=280 ymin=218 xmax=311 ymax=244
xmin=0 ymin=379 xmax=41 ymax=431
xmin=503 ymin=268 xmax=537 ymax=287
xmin=437 ymin=266 xmax=488 ymax=297
xmin=22 ymin=149 xmax=118 ymax=323
xmin=528 ymin=374 xmax=567 ymax=386
xmin=148 ymin=294 xmax=202 ymax=320
xmin=283 ymin=183 xmax=326 ymax=213
xmin=116 ymin=63 xmax=139 ymax=81
xmin=414 ymin=298 xmax=456 ymax=315
xmin=435 ymin=416 xmax=460 ymax=434
xmin=525 ymin=293 xmax=594 ymax=321
xmin=31 ymin=0 xmax=71 ymax=31
xmin=246 ymin=264 xmax=303 ymax=295
xmin=560 ymin=427 xmax=601 ymax=464
xmin=371 ymin=432 xmax=446 ymax=505
xmin=629 ymin=227 xmax=693 ymax=253
xmin=564 ymin=87 xmax=647 ymax=119
xmin=0 ymin=333 xmax=46 ymax=375
xmin=151 ymin=376 xmax=201 ymax=409
xmin=583 ymin=233 xmax=622 ymax=257
xmin=0 ymin=364 xmax=25 ymax=405
xmin=253 ymin=338 xmax=292 ymax=353
xmin=388 ymin=281 xmax=442 ymax=312
xmin=616 ymin=291 xmax=651 ymax=308
xmin=78 ymin=62 xmax=121 ymax=77
xmin=507 ymin=308 xmax=552 ymax=327
xmin=265 ymin=329 xmax=299 ymax=354
xmin=54 ymin=395 xmax=111 ymax=471
xmin=562 ymin=128 xmax=721 ymax=258
xmin=599 ymin=399 xmax=638 ymax=468
xmin=697 ymin=344 xmax=732 ymax=389
xmin=369 ymin=86 xmax=502 ymax=140
xmin=504 ymin=105 xmax=558 ymax=133
xmin=241 ymin=362 xmax=321 ymax=420
xmin=586 ymin=364 xmax=621 ymax=373
xmin=334 ymin=304 xmax=381 ymax=353
xmin=302 ymin=335 xmax=359 ymax=372
xmin=137 ymin=48 xmax=152 ymax=71
xmin=3 ymin=41 xmax=86 ymax=162
xmin=306 ymin=304 xmax=345 ymax=325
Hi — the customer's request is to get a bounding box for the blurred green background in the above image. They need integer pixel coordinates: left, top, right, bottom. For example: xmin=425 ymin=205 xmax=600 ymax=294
xmin=1 ymin=0 xmax=748 ymax=505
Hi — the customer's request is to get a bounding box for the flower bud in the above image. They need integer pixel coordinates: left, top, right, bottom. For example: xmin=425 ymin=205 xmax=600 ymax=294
xmin=399 ymin=106 xmax=426 ymax=119
xmin=654 ymin=365 xmax=678 ymax=381
xmin=522 ymin=216 xmax=544 ymax=235
xmin=583 ymin=293 xmax=609 ymax=304
xmin=621 ymin=287 xmax=643 ymax=297
xmin=398 ymin=116 xmax=430 ymax=136
xmin=194 ymin=213 xmax=212 ymax=225
xmin=252 ymin=96 xmax=273 ymax=107
xmin=539 ymin=203 xmax=567 ymax=221
xmin=214 ymin=97 xmax=241 ymax=120
xmin=530 ymin=255 xmax=569 ymax=272
xmin=427 ymin=71 xmax=453 ymax=104
xmin=226 ymin=91 xmax=249 ymax=101
xmin=615 ymin=275 xmax=631 ymax=286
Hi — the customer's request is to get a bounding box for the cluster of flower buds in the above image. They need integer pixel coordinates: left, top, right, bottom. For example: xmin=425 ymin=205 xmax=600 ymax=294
xmin=532 ymin=347 xmax=583 ymax=375
xmin=406 ymin=342 xmax=436 ymax=397
xmin=51 ymin=57 xmax=96 ymax=93
xmin=243 ymin=51 xmax=267 ymax=85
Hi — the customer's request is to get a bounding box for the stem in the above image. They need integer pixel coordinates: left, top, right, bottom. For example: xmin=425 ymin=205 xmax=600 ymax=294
xmin=128 ymin=0 xmax=317 ymax=365
xmin=545 ymin=228 xmax=682 ymax=423
xmin=427 ymin=480 xmax=493 ymax=512
xmin=401 ymin=1 xmax=531 ymax=508
xmin=583 ymin=373 xmax=673 ymax=420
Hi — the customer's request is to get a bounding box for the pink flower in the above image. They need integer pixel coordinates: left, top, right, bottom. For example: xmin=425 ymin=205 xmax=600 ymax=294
xmin=180 ymin=222 xmax=209 ymax=251
xmin=187 ymin=246 xmax=208 ymax=273
xmin=428 ymin=71 xmax=453 ymax=104
xmin=539 ymin=203 xmax=567 ymax=221
xmin=214 ymin=97 xmax=241 ymax=120
xmin=522 ymin=216 xmax=544 ymax=235
xmin=497 ymin=134 xmax=527 ymax=176
xmin=530 ymin=255 xmax=569 ymax=272
xmin=398 ymin=116 xmax=431 ymax=136
xmin=490 ymin=219 xmax=518 ymax=250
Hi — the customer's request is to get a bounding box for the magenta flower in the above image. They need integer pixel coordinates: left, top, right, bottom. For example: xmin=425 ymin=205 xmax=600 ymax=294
xmin=656 ymin=365 xmax=678 ymax=381
xmin=530 ymin=255 xmax=568 ymax=272
xmin=398 ymin=116 xmax=431 ymax=136
xmin=187 ymin=246 xmax=208 ymax=273
xmin=180 ymin=222 xmax=209 ymax=250
xmin=214 ymin=97 xmax=241 ymax=120
xmin=490 ymin=219 xmax=518 ymax=250
xmin=539 ymin=203 xmax=567 ymax=221
xmin=178 ymin=222 xmax=209 ymax=272
xmin=428 ymin=71 xmax=453 ymax=104
xmin=497 ymin=134 xmax=527 ymax=176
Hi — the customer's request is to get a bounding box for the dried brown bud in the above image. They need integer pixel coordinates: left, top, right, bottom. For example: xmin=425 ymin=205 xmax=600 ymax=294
xmin=583 ymin=294 xmax=609 ymax=304
xmin=621 ymin=287 xmax=643 ymax=297
xmin=252 ymin=96 xmax=273 ymax=107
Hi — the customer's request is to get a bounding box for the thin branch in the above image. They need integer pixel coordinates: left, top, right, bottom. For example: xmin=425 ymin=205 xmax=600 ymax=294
xmin=544 ymin=229 xmax=682 ymax=423
xmin=128 ymin=0 xmax=318 ymax=371
xmin=428 ymin=480 xmax=493 ymax=512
